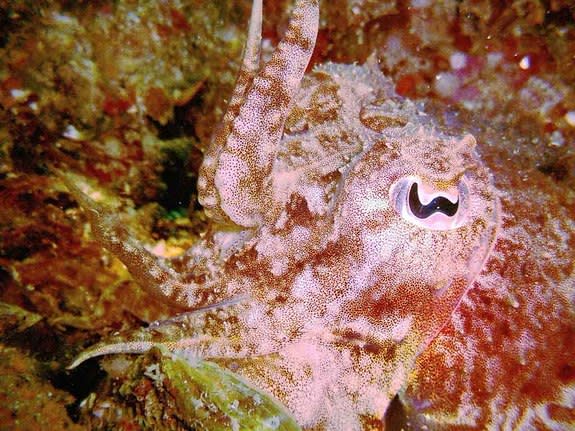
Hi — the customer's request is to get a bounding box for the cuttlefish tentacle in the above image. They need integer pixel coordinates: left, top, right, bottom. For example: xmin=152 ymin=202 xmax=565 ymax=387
xmin=221 ymin=0 xmax=263 ymax=123
xmin=198 ymin=0 xmax=319 ymax=228
xmin=197 ymin=0 xmax=262 ymax=224
xmin=68 ymin=304 xmax=249 ymax=369
xmin=55 ymin=170 xmax=219 ymax=310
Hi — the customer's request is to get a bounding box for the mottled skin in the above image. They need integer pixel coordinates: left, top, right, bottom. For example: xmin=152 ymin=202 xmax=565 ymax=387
xmin=399 ymin=156 xmax=575 ymax=430
xmin=65 ymin=0 xmax=502 ymax=429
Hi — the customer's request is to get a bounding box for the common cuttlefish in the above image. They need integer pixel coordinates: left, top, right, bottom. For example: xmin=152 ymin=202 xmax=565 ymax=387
xmin=62 ymin=0 xmax=575 ymax=429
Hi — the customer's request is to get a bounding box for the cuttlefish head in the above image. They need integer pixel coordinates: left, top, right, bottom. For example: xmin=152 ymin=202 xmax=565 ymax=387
xmin=331 ymin=125 xmax=499 ymax=351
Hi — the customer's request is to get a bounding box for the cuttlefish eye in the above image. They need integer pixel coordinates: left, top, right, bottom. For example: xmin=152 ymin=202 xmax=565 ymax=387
xmin=408 ymin=182 xmax=458 ymax=218
xmin=390 ymin=177 xmax=469 ymax=230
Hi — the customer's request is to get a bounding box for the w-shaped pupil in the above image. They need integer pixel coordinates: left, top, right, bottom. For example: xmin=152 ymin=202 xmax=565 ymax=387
xmin=409 ymin=182 xmax=459 ymax=219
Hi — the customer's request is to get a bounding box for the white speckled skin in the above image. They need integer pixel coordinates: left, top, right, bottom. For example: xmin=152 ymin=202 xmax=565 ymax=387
xmin=66 ymin=0 xmax=501 ymax=429
xmin=399 ymin=147 xmax=575 ymax=430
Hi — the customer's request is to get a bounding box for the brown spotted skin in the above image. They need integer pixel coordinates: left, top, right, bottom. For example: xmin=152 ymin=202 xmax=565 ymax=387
xmin=398 ymin=157 xmax=575 ymax=430
xmin=61 ymin=1 xmax=573 ymax=430
xmin=198 ymin=0 xmax=320 ymax=228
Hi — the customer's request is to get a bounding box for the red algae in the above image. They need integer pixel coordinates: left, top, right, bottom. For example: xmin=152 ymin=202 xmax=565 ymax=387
xmin=0 ymin=346 xmax=85 ymax=431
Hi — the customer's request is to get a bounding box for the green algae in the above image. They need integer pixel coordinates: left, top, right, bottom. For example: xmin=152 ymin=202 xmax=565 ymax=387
xmin=158 ymin=353 xmax=300 ymax=430
xmin=82 ymin=348 xmax=301 ymax=430
xmin=0 ymin=302 xmax=42 ymax=334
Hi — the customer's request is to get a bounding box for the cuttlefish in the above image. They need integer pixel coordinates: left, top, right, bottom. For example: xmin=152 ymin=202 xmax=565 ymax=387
xmin=62 ymin=0 xmax=574 ymax=429
xmin=397 ymin=145 xmax=575 ymax=429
